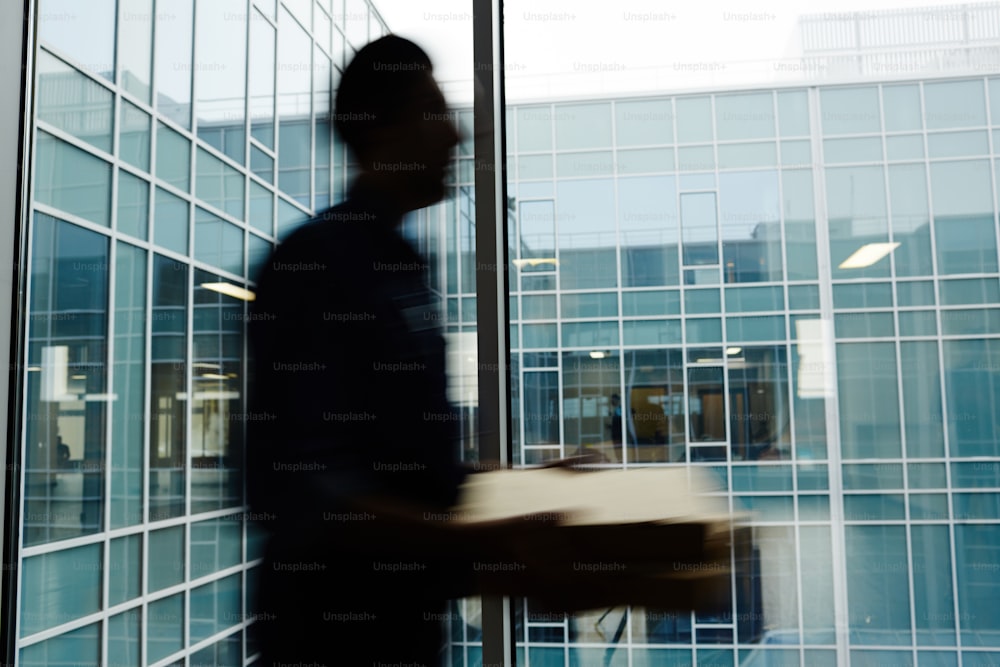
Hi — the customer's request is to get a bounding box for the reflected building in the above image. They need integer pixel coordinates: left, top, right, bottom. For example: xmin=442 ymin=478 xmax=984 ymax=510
xmin=433 ymin=76 xmax=1000 ymax=666
xmin=5 ymin=1 xmax=1000 ymax=667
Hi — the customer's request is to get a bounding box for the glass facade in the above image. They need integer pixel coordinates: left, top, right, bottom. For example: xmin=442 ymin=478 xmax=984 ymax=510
xmin=6 ymin=1 xmax=1000 ymax=666
xmin=14 ymin=1 xmax=389 ymax=664
xmin=476 ymin=80 xmax=1000 ymax=665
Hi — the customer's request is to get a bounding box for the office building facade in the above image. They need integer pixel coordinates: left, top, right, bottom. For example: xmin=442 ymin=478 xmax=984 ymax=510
xmin=3 ymin=0 xmax=1000 ymax=666
xmin=6 ymin=0 xmax=387 ymax=664
xmin=437 ymin=79 xmax=1000 ymax=665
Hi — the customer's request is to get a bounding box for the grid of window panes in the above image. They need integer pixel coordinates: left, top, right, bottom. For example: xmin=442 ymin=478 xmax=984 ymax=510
xmin=466 ymin=77 xmax=1000 ymax=666
xmin=19 ymin=1 xmax=388 ymax=664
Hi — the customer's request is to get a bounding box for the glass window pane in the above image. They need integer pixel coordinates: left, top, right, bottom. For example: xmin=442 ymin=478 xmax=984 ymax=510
xmin=820 ymin=87 xmax=880 ymax=135
xmin=191 ymin=517 xmax=242 ymax=578
xmin=523 ymin=372 xmax=560 ymax=446
xmin=38 ymin=0 xmax=115 ymax=79
xmin=35 ymin=132 xmax=112 ymax=226
xmin=517 ymin=106 xmax=552 ymax=152
xmin=20 ymin=544 xmax=102 ymax=635
xmin=156 ymin=122 xmax=191 ymax=191
xmin=249 ymin=181 xmax=274 ymax=236
xmin=37 ymin=50 xmax=114 ymax=153
xmin=153 ymin=187 xmax=189 ymax=255
xmin=688 ymin=366 xmax=725 ymax=443
xmin=924 ymin=80 xmax=987 ymax=129
xmin=955 ymin=525 xmax=1000 ymax=646
xmin=195 ymin=0 xmax=247 ymax=164
xmin=837 ymin=342 xmax=901 ymax=459
xmin=554 ymin=103 xmax=611 ymax=150
xmin=888 ymin=163 xmax=932 ymax=276
xmin=675 ymin=96 xmax=712 ymax=143
xmin=277 ymin=7 xmax=312 ymax=206
xmin=250 ymin=9 xmax=276 ymax=147
xmin=111 ymin=242 xmax=147 ymax=528
xmin=615 ymin=99 xmax=672 ymax=146
xmin=150 ymin=255 xmax=188 ymax=520
xmin=154 ymin=0 xmax=194 ymax=128
xmin=776 ymin=90 xmax=810 ymax=136
xmin=620 ymin=175 xmax=679 ymax=287
xmin=562 ymin=352 xmax=620 ymax=459
xmin=783 ymin=170 xmax=818 ymax=280
xmin=882 ymin=84 xmax=922 ymax=132
xmin=943 ymin=340 xmax=1000 ymax=458
xmin=147 ymin=594 xmax=184 ymax=663
xmin=120 ymin=100 xmax=151 ymax=172
xmin=119 ymin=0 xmax=153 ymax=102
xmin=195 ymin=148 xmax=246 ymax=220
xmin=719 ymin=171 xmax=781 ymax=283
xmin=927 ymin=131 xmax=989 ymax=158
xmin=681 ymin=192 xmax=718 ymax=266
xmin=109 ymin=534 xmax=142 ymax=605
xmin=23 ymin=215 xmax=109 ymax=546
xmin=189 ymin=574 xmax=241 ymax=644
xmin=886 ymin=134 xmax=924 ymax=161
xmin=20 ymin=622 xmax=100 ymax=667
xmin=191 ymin=271 xmax=244 ymax=512
xmin=108 ymin=609 xmax=141 ymax=667
xmin=930 ymin=160 xmax=998 ymax=275
xmin=116 ymin=171 xmax=149 ymax=240
xmin=715 ymin=92 xmax=774 ymax=140
xmin=148 ymin=525 xmax=185 ymax=591
xmin=846 ymin=526 xmax=911 ymax=644
xmin=900 ymin=342 xmax=944 ymax=458
xmin=827 ymin=166 xmax=890 ymax=280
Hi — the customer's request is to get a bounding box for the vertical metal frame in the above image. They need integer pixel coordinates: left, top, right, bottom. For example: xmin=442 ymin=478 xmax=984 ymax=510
xmin=473 ymin=0 xmax=514 ymax=663
xmin=0 ymin=0 xmax=31 ymax=664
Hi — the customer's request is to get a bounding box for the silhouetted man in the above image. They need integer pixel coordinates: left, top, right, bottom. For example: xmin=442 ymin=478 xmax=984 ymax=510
xmin=247 ymin=36 xmax=473 ymax=665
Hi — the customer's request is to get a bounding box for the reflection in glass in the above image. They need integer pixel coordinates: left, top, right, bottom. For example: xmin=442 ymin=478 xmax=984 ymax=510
xmin=623 ymin=350 xmax=685 ymax=463
xmin=149 ymin=255 xmax=187 ymax=521
xmin=619 ymin=175 xmax=679 ymax=287
xmin=728 ymin=347 xmax=789 ymax=461
xmin=24 ymin=214 xmax=108 ymax=546
xmin=846 ymin=525 xmax=911 ymax=644
xmin=154 ymin=0 xmax=194 ymax=128
xmin=38 ymin=0 xmax=115 ymax=80
xmin=195 ymin=148 xmax=246 ymax=220
xmin=249 ymin=9 xmax=276 ymax=148
xmin=837 ymin=342 xmax=901 ymax=460
xmin=680 ymin=192 xmax=719 ymax=266
xmin=111 ymin=242 xmax=146 ymax=528
xmin=930 ymin=160 xmax=998 ymax=275
xmin=37 ymin=50 xmax=114 ymax=153
xmin=522 ymin=371 xmax=560 ymax=447
xmin=277 ymin=7 xmax=313 ymax=206
xmin=888 ymin=163 xmax=932 ymax=276
xmin=688 ymin=366 xmax=726 ymax=444
xmin=314 ymin=46 xmax=332 ymax=209
xmin=943 ymin=339 xmax=1000 ymax=458
xmin=719 ymin=171 xmax=781 ymax=283
xmin=119 ymin=0 xmax=153 ymax=102
xmin=195 ymin=0 xmax=246 ymax=164
xmin=562 ymin=352 xmax=620 ymax=463
xmin=826 ymin=166 xmax=890 ymax=280
xmin=191 ymin=271 xmax=243 ymax=513
xmin=120 ymin=100 xmax=152 ymax=172
xmin=35 ymin=132 xmax=112 ymax=227
xmin=153 ymin=187 xmax=189 ymax=255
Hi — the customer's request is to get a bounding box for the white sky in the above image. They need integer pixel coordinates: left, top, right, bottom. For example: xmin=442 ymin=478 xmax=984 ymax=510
xmin=372 ymin=0 xmax=993 ymax=104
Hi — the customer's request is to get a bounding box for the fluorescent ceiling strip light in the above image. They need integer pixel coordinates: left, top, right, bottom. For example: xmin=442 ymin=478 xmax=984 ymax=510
xmin=838 ymin=242 xmax=900 ymax=269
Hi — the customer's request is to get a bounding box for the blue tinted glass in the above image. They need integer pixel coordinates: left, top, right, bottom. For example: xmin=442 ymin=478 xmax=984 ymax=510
xmin=35 ymin=132 xmax=112 ymax=226
xmin=20 ymin=544 xmax=102 ymax=636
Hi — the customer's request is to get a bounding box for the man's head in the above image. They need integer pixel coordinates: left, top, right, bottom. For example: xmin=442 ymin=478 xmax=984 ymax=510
xmin=334 ymin=36 xmax=459 ymax=211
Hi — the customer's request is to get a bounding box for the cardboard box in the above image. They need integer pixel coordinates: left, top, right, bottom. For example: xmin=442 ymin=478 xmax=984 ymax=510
xmin=451 ymin=467 xmax=750 ymax=614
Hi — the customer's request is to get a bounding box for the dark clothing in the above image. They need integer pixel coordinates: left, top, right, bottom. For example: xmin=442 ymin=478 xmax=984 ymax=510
xmin=246 ymin=188 xmax=468 ymax=665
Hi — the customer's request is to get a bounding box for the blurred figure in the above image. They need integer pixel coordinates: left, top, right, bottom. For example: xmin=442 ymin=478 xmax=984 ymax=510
xmin=247 ymin=36 xmax=472 ymax=665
